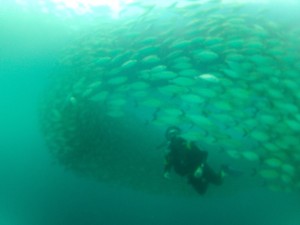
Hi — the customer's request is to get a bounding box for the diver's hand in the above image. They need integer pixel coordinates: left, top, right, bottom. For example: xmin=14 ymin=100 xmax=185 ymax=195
xmin=194 ymin=164 xmax=204 ymax=178
xmin=164 ymin=172 xmax=171 ymax=180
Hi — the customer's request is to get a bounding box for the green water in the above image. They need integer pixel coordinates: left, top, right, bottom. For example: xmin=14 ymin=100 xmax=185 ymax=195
xmin=1 ymin=1 xmax=300 ymax=225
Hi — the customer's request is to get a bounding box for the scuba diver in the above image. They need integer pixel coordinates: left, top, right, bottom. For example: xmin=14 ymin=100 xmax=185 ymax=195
xmin=163 ymin=126 xmax=226 ymax=195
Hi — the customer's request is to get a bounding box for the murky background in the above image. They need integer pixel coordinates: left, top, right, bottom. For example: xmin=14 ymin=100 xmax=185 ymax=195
xmin=1 ymin=0 xmax=300 ymax=224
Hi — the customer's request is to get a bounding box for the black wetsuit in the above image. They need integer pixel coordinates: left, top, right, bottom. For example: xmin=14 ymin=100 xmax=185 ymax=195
xmin=164 ymin=136 xmax=222 ymax=194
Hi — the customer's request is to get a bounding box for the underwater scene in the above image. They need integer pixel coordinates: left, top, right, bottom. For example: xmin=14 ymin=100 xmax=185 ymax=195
xmin=1 ymin=0 xmax=300 ymax=224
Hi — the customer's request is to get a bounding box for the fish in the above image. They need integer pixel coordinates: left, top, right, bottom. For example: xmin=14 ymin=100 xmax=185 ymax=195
xmin=141 ymin=55 xmax=160 ymax=65
xmin=193 ymin=50 xmax=219 ymax=63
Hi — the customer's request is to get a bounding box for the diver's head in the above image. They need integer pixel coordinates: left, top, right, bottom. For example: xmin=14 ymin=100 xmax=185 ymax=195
xmin=165 ymin=126 xmax=181 ymax=141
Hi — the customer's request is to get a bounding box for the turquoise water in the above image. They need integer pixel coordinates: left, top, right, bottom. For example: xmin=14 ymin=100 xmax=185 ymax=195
xmin=1 ymin=1 xmax=300 ymax=225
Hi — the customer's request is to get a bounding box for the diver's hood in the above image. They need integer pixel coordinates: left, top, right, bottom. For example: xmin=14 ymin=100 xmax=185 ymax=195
xmin=165 ymin=126 xmax=181 ymax=140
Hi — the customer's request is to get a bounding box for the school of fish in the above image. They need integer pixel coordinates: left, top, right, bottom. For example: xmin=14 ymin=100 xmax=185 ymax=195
xmin=40 ymin=0 xmax=300 ymax=194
